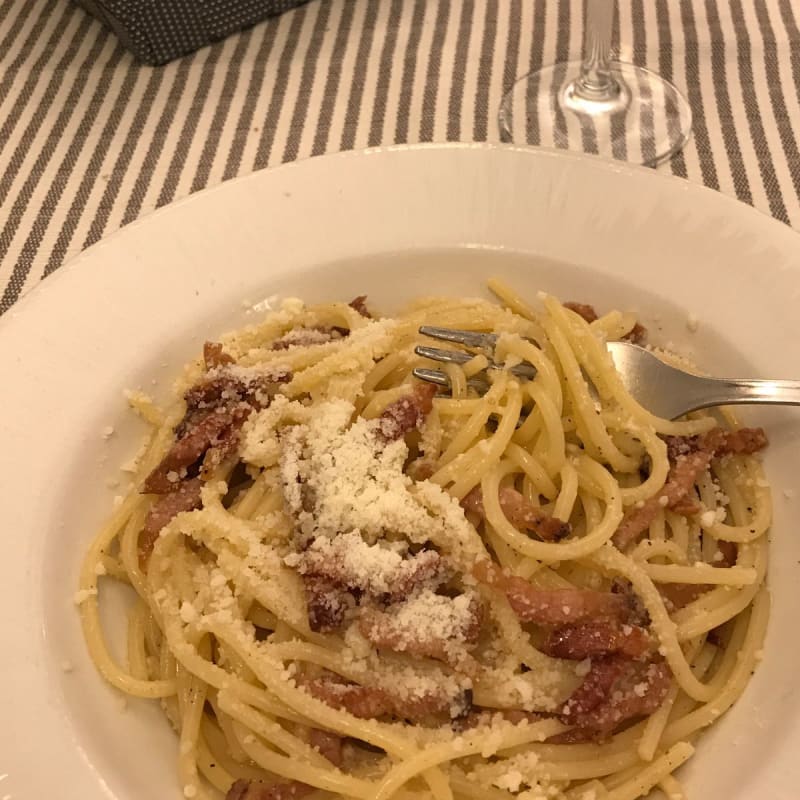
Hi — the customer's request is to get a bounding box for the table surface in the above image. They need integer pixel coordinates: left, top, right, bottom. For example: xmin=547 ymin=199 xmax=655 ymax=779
xmin=1 ymin=0 xmax=799 ymax=316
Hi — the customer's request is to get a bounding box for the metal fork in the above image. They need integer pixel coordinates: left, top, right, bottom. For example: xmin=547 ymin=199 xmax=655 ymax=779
xmin=412 ymin=325 xmax=800 ymax=420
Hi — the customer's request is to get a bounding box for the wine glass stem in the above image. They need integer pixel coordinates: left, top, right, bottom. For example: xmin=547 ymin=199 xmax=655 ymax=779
xmin=574 ymin=0 xmax=617 ymax=101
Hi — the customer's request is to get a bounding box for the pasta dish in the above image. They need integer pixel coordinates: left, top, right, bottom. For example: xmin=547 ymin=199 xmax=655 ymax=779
xmin=77 ymin=283 xmax=770 ymax=800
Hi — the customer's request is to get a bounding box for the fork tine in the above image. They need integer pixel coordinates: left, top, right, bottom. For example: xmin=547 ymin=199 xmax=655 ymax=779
xmin=419 ymin=325 xmax=498 ymax=349
xmin=415 ymin=343 xmax=537 ymax=380
xmin=412 ymin=367 xmax=451 ymax=387
xmin=415 ymin=345 xmax=473 ymax=366
xmin=412 ymin=367 xmax=490 ymax=394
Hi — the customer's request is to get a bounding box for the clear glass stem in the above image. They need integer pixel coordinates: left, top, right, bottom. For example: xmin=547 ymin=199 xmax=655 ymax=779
xmin=574 ymin=0 xmax=617 ymax=100
xmin=497 ymin=0 xmax=693 ymax=165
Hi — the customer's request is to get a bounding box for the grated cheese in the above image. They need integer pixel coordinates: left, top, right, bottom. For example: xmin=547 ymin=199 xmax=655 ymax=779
xmin=73 ymin=588 xmax=97 ymax=605
xmin=699 ymin=510 xmax=717 ymax=529
xmin=278 ymin=399 xmax=484 ymax=567
xmin=368 ymin=589 xmax=477 ymax=650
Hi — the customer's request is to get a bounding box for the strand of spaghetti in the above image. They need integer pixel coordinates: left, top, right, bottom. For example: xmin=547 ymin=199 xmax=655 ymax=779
xmin=616 ymin=424 xmax=669 ymax=507
xmin=444 ymin=363 xmax=469 ymax=398
xmin=195 ymin=730 xmax=236 ymax=792
xmin=505 ymin=442 xmax=558 ymax=499
xmin=230 ymin=717 xmax=453 ymax=800
xmin=638 ymin=637 xmax=707 ymax=762
xmin=591 ymin=309 xmax=639 ymax=341
xmin=605 ymin=743 xmax=694 ymax=800
xmin=230 ymin=470 xmax=270 ymax=518
xmin=511 ymin=400 xmax=544 ymax=446
xmin=486 ymin=290 xmax=555 ymax=359
xmin=603 ymin=424 xmax=645 ymax=456
xmin=143 ymin=605 xmax=163 ymax=655
xmin=587 ymin=546 xmax=716 ymax=702
xmin=631 ymin=540 xmax=688 ymax=565
xmin=483 ymin=522 xmax=519 ymax=570
xmin=259 ymin=639 xmax=453 ymax=694
xmin=130 ymin=400 xmax=188 ymax=482
xmin=642 ymin=563 xmax=757 ymax=585
xmin=667 ymin=626 xmax=743 ymax=723
xmin=373 ymin=719 xmax=564 ymax=800
xmin=670 ymin=642 xmax=721 ymax=718
xmin=519 ymin=749 xmax=641 ymax=781
xmin=517 ymin=378 xmax=566 ymax=476
xmin=156 ymin=611 xmax=411 ymax=755
xmin=468 ymin=595 xmax=578 ymax=708
xmin=666 ymin=511 xmax=690 ymax=556
xmin=365 ymin=386 xmax=424 ymax=420
xmin=449 ymin=771 xmax=530 ymax=800
xmin=673 ymin=540 xmax=767 ymax=640
xmin=476 ymin=742 xmax=637 ymax=786
xmin=564 ymin=779 xmax=611 ymax=800
xmin=436 ymin=376 xmax=509 ymax=467
xmin=544 ymin=295 xmax=714 ymax=438
xmin=481 ymin=455 xmax=622 ymax=561
xmin=705 ymin=469 xmax=771 ymax=543
xmin=486 ymin=278 xmax=543 ymax=322
xmin=283 ymin=325 xmax=398 ymax=395
xmin=211 ymin=551 xmax=335 ymax=639
xmin=448 ymin=384 xmax=522 ymax=499
xmin=171 ymin=507 xmax=321 ymax=641
xmin=579 ymin=488 xmax=604 ymax=533
xmin=217 ymin=691 xmax=345 ymax=770
xmin=195 ymin=619 xmax=468 ymax=772
xmin=361 ymin=348 xmax=415 ymax=396
xmin=225 ymin=681 xmax=308 ymax=726
xmin=657 ymin=774 xmax=686 ymax=800
xmin=432 ymin=391 xmax=495 ymax=413
xmin=126 ymin=600 xmax=151 ymax=680
xmin=98 ymin=553 xmax=130 ymax=581
xmin=494 ymin=333 xmax=564 ymax=412
xmin=198 ymin=487 xmax=291 ymax=550
xmin=685 ymin=518 xmax=703 ymax=563
xmin=553 ymin=461 xmax=579 ymax=521
xmin=118 ymin=501 xmax=154 ymax=603
xmin=79 ymin=514 xmax=176 ymax=695
xmin=602 ymin=762 xmax=662 ymax=791
xmin=513 ymin=555 xmax=543 ymax=580
xmin=126 ymin=390 xmax=164 ymax=426
xmin=664 ymin=588 xmax=769 ymax=745
xmin=511 ymin=725 xmax=644 ymax=764
xmin=527 ymin=564 xmax=578 ymax=589
xmin=236 ymin=316 xmax=376 ymax=375
xmin=221 ymin=300 xmax=309 ymax=354
xmin=201 ymin=714 xmax=277 ymax=785
xmin=541 ymin=309 xmax=638 ymax=472
xmin=177 ymin=659 xmax=211 ymax=800
xmin=207 ymin=693 xmax=251 ymax=764
xmin=78 ymin=493 xmax=138 ymax=587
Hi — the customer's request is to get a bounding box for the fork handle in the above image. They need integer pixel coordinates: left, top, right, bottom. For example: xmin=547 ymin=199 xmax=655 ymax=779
xmin=685 ymin=376 xmax=800 ymax=413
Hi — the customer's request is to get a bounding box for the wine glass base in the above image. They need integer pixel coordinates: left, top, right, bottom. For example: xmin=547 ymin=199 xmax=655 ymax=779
xmin=499 ymin=61 xmax=692 ymax=167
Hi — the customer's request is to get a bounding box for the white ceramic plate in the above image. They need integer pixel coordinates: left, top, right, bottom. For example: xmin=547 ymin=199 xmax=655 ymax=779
xmin=1 ymin=144 xmax=799 ymax=800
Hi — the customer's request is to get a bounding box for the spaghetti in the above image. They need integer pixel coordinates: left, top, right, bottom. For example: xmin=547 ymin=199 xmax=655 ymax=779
xmin=77 ymin=285 xmax=770 ymax=800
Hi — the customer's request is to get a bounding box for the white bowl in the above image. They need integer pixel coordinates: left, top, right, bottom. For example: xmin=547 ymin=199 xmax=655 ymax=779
xmin=1 ymin=144 xmax=799 ymax=800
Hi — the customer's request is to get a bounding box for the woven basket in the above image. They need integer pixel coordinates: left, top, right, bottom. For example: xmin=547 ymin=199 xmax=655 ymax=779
xmin=75 ymin=0 xmax=312 ymax=65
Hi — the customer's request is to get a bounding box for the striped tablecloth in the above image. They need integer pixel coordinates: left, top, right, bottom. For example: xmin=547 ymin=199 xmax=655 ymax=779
xmin=2 ymin=0 xmax=799 ymax=315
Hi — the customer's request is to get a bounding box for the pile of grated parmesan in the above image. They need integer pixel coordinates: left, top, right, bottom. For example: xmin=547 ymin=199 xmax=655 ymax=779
xmin=274 ymin=397 xmax=485 ymax=567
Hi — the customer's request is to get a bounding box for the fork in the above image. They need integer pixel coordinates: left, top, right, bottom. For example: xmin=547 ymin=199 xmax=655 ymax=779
xmin=412 ymin=325 xmax=800 ymax=420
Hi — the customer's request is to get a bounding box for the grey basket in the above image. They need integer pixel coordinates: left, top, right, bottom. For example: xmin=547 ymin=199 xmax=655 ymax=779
xmin=75 ymin=0 xmax=312 ymax=65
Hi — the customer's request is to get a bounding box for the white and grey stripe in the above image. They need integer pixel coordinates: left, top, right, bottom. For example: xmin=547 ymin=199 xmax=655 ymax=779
xmin=2 ymin=0 xmax=800 ymax=314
